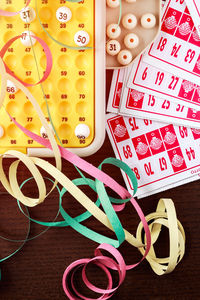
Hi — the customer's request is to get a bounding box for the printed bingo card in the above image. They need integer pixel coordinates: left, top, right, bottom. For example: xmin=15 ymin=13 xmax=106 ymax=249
xmin=143 ymin=0 xmax=200 ymax=85
xmin=185 ymin=0 xmax=200 ymax=37
xmin=106 ymin=114 xmax=200 ymax=197
xmin=107 ymin=69 xmax=125 ymax=114
xmin=127 ymin=55 xmax=200 ymax=110
xmin=120 ymin=80 xmax=200 ymax=129
xmin=107 ymin=68 xmax=200 ymax=128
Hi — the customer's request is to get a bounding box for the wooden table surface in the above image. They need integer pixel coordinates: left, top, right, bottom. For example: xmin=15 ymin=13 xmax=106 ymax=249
xmin=0 ymin=70 xmax=199 ymax=300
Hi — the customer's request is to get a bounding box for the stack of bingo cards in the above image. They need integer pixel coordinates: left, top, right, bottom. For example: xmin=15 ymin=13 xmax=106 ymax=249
xmin=106 ymin=0 xmax=200 ymax=198
xmin=0 ymin=0 xmax=105 ymax=157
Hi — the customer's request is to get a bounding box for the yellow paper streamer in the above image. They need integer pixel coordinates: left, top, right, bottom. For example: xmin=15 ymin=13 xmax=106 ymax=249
xmin=136 ymin=198 xmax=185 ymax=275
xmin=0 ymin=57 xmax=185 ymax=274
xmin=0 ymin=57 xmax=143 ymax=247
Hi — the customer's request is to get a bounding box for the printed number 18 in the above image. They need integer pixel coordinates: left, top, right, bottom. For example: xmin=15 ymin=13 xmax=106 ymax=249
xmin=157 ymin=37 xmax=167 ymax=51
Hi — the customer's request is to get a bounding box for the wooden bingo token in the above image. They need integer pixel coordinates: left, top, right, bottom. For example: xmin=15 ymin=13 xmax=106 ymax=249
xmin=56 ymin=6 xmax=72 ymax=23
xmin=117 ymin=50 xmax=132 ymax=65
xmin=106 ymin=40 xmax=121 ymax=56
xmin=107 ymin=24 xmax=121 ymax=39
xmin=7 ymin=80 xmax=19 ymax=94
xmin=124 ymin=33 xmax=139 ymax=49
xmin=40 ymin=124 xmax=55 ymax=139
xmin=75 ymin=124 xmax=90 ymax=139
xmin=20 ymin=7 xmax=36 ymax=23
xmin=122 ymin=14 xmax=137 ymax=29
xmin=141 ymin=13 xmax=156 ymax=29
xmin=20 ymin=31 xmax=36 ymax=46
xmin=106 ymin=0 xmax=160 ymax=68
xmin=74 ymin=30 xmax=90 ymax=46
xmin=106 ymin=0 xmax=120 ymax=8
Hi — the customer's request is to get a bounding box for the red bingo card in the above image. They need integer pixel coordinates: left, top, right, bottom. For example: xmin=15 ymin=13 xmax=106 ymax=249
xmin=108 ymin=68 xmax=200 ymax=128
xmin=143 ymin=0 xmax=200 ymax=86
xmin=185 ymin=0 xmax=200 ymax=37
xmin=107 ymin=70 xmax=125 ymax=114
xmin=121 ymin=83 xmax=200 ymax=128
xmin=106 ymin=113 xmax=200 ymax=198
xmin=127 ymin=55 xmax=200 ymax=110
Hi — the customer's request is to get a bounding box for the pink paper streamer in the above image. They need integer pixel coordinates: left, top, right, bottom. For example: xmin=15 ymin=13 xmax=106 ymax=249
xmin=9 ymin=115 xmax=151 ymax=298
xmin=0 ymin=35 xmax=52 ymax=87
xmin=10 ymin=115 xmax=150 ymax=245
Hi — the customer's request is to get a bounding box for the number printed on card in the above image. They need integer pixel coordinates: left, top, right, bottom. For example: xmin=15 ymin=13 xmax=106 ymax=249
xmin=107 ymin=66 xmax=200 ymax=128
xmin=127 ymin=55 xmax=200 ymax=110
xmin=143 ymin=0 xmax=200 ymax=85
xmin=106 ymin=113 xmax=200 ymax=197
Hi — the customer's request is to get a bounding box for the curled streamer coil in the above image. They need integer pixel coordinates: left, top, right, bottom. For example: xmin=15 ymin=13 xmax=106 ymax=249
xmin=63 ymin=199 xmax=186 ymax=299
xmin=0 ymin=35 xmax=52 ymax=87
xmin=0 ymin=57 xmax=185 ymax=281
xmin=0 ymin=1 xmax=186 ymax=298
xmin=0 ymin=57 xmax=150 ymax=250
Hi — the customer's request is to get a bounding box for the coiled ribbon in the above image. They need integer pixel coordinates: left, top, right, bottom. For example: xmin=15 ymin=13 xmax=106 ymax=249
xmin=62 ymin=198 xmax=185 ymax=299
xmin=0 ymin=55 xmax=186 ymax=298
xmin=0 ymin=2 xmax=186 ymax=298
xmin=0 ymin=34 xmax=52 ymax=87
xmin=0 ymin=56 xmax=150 ymax=250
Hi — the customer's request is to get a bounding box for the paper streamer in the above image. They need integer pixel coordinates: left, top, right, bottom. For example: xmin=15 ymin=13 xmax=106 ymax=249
xmin=17 ymin=177 xmax=102 ymax=228
xmin=63 ymin=199 xmax=185 ymax=299
xmin=136 ymin=198 xmax=185 ymax=275
xmin=0 ymin=34 xmax=52 ymax=87
xmin=2 ymin=73 xmax=185 ymax=288
xmin=0 ymin=176 xmax=62 ymax=280
xmin=7 ymin=115 xmax=150 ymax=248
xmin=0 ymin=38 xmax=185 ymax=265
xmin=0 ymin=4 xmax=186 ymax=297
xmin=0 ymin=196 xmax=30 ymax=281
xmin=63 ymin=244 xmax=126 ymax=300
xmin=0 ymin=57 xmax=151 ymax=251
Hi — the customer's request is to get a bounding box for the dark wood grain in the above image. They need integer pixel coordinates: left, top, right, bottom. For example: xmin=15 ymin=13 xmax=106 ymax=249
xmin=0 ymin=70 xmax=199 ymax=300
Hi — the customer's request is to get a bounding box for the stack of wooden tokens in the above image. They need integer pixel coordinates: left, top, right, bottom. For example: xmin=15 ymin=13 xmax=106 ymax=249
xmin=106 ymin=0 xmax=161 ymax=68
